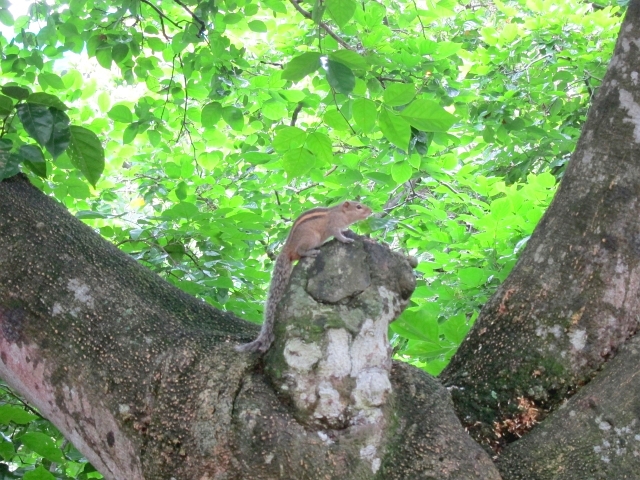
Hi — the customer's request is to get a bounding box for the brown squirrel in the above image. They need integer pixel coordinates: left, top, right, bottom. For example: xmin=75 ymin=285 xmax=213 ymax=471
xmin=235 ymin=201 xmax=372 ymax=354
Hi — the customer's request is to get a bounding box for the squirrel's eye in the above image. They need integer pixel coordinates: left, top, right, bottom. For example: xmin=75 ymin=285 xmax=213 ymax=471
xmin=356 ymin=205 xmax=361 ymax=209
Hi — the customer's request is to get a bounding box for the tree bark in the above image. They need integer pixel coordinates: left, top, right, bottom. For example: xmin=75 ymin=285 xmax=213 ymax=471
xmin=0 ymin=175 xmax=499 ymax=479
xmin=441 ymin=0 xmax=640 ymax=455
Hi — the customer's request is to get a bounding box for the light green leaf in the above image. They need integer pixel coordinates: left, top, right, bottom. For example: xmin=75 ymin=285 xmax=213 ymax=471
xmin=328 ymin=50 xmax=367 ymax=70
xmin=201 ymin=102 xmax=222 ymax=128
xmin=352 ymin=98 xmax=377 ymax=132
xmin=23 ymin=465 xmax=56 ymax=480
xmin=282 ymin=52 xmax=322 ymax=82
xmin=108 ymin=104 xmax=133 ymax=123
xmin=391 ymin=161 xmax=412 ymax=184
xmin=20 ymin=432 xmax=65 ymax=463
xmin=400 ymin=99 xmax=456 ymax=132
xmin=383 ymin=83 xmax=415 ymax=106
xmin=273 ymin=126 xmax=306 ymax=152
xmin=248 ymin=20 xmax=267 ymax=32
xmin=0 ymin=405 xmax=39 ymax=424
xmin=283 ymin=148 xmax=316 ymax=178
xmin=378 ymin=108 xmax=410 ymax=150
xmin=222 ymin=106 xmax=244 ymax=131
xmin=38 ymin=72 xmax=65 ymax=90
xmin=325 ymin=0 xmax=356 ymax=28
xmin=306 ymin=132 xmax=333 ymax=163
xmin=323 ymin=109 xmax=351 ymax=131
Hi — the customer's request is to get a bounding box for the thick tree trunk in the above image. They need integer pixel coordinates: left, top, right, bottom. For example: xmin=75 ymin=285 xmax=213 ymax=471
xmin=441 ymin=0 xmax=640 ymax=461
xmin=0 ymin=175 xmax=499 ymax=479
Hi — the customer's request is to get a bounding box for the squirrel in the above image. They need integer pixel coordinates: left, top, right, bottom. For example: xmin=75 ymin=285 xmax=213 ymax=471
xmin=235 ymin=200 xmax=372 ymax=354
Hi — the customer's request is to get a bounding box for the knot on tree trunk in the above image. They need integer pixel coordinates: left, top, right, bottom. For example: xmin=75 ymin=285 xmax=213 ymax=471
xmin=264 ymin=235 xmax=415 ymax=430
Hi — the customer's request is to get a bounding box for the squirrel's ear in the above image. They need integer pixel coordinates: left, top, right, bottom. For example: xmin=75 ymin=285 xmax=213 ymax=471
xmin=342 ymin=201 xmax=350 ymax=208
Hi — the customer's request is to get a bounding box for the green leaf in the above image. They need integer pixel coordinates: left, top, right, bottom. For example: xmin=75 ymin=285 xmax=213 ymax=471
xmin=282 ymin=52 xmax=322 ymax=82
xmin=273 ymin=126 xmax=306 ymax=152
xmin=391 ymin=161 xmax=412 ymax=184
xmin=2 ymin=84 xmax=29 ymax=100
xmin=328 ymin=50 xmax=367 ymax=70
xmin=44 ymin=108 xmax=71 ymax=158
xmin=20 ymin=145 xmax=47 ymax=178
xmin=17 ymin=103 xmax=53 ymax=147
xmin=323 ymin=109 xmax=351 ymax=131
xmin=95 ymin=44 xmax=112 ymax=69
xmin=38 ymin=72 xmax=65 ymax=90
xmin=378 ymin=108 xmax=410 ymax=151
xmin=325 ymin=0 xmax=356 ymax=28
xmin=20 ymin=432 xmax=65 ymax=463
xmin=123 ymin=123 xmax=139 ymax=144
xmin=306 ymin=132 xmax=333 ymax=163
xmin=68 ymin=125 xmax=105 ymax=187
xmin=0 ymin=8 xmax=13 ymax=26
xmin=325 ymin=60 xmax=355 ymax=94
xmin=383 ymin=83 xmax=415 ymax=107
xmin=283 ymin=148 xmax=316 ymax=178
xmin=248 ymin=20 xmax=267 ymax=32
xmin=0 ymin=405 xmax=39 ymax=424
xmin=108 ymin=104 xmax=133 ymax=123
xmin=201 ymin=102 xmax=222 ymax=128
xmin=26 ymin=92 xmax=68 ymax=110
xmin=0 ymin=438 xmax=14 ymax=461
xmin=0 ymin=94 xmax=13 ymax=114
xmin=175 ymin=181 xmax=188 ymax=200
xmin=222 ymin=106 xmax=244 ymax=131
xmin=352 ymin=98 xmax=377 ymax=132
xmin=400 ymin=99 xmax=456 ymax=132
xmin=112 ymin=43 xmax=129 ymax=63
xmin=23 ymin=465 xmax=56 ymax=480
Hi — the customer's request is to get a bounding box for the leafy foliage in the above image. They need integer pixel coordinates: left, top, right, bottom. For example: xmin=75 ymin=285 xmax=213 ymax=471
xmin=0 ymin=0 xmax=625 ymax=474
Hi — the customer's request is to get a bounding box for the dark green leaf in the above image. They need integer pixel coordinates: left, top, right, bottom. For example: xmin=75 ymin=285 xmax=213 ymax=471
xmin=2 ymin=84 xmax=29 ymax=100
xmin=328 ymin=50 xmax=367 ymax=70
xmin=16 ymin=103 xmax=53 ymax=147
xmin=325 ymin=60 xmax=355 ymax=94
xmin=0 ymin=94 xmax=12 ymax=114
xmin=20 ymin=145 xmax=47 ymax=178
xmin=44 ymin=108 xmax=71 ymax=158
xmin=27 ymin=92 xmax=68 ymax=110
xmin=68 ymin=125 xmax=105 ymax=187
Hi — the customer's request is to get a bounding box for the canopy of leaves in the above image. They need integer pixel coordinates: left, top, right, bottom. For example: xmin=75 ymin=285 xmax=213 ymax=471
xmin=0 ymin=0 xmax=624 ymax=476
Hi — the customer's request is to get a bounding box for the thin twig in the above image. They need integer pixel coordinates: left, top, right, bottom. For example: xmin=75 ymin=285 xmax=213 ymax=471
xmin=140 ymin=0 xmax=179 ymax=39
xmin=288 ymin=0 xmax=353 ymax=51
xmin=172 ymin=0 xmax=206 ymax=36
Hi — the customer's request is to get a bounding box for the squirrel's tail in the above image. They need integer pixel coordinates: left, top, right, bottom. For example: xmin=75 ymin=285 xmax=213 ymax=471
xmin=235 ymin=253 xmax=292 ymax=353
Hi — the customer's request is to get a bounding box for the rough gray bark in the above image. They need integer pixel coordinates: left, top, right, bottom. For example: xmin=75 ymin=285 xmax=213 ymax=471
xmin=0 ymin=175 xmax=500 ymax=479
xmin=441 ymin=0 xmax=640 ymax=457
